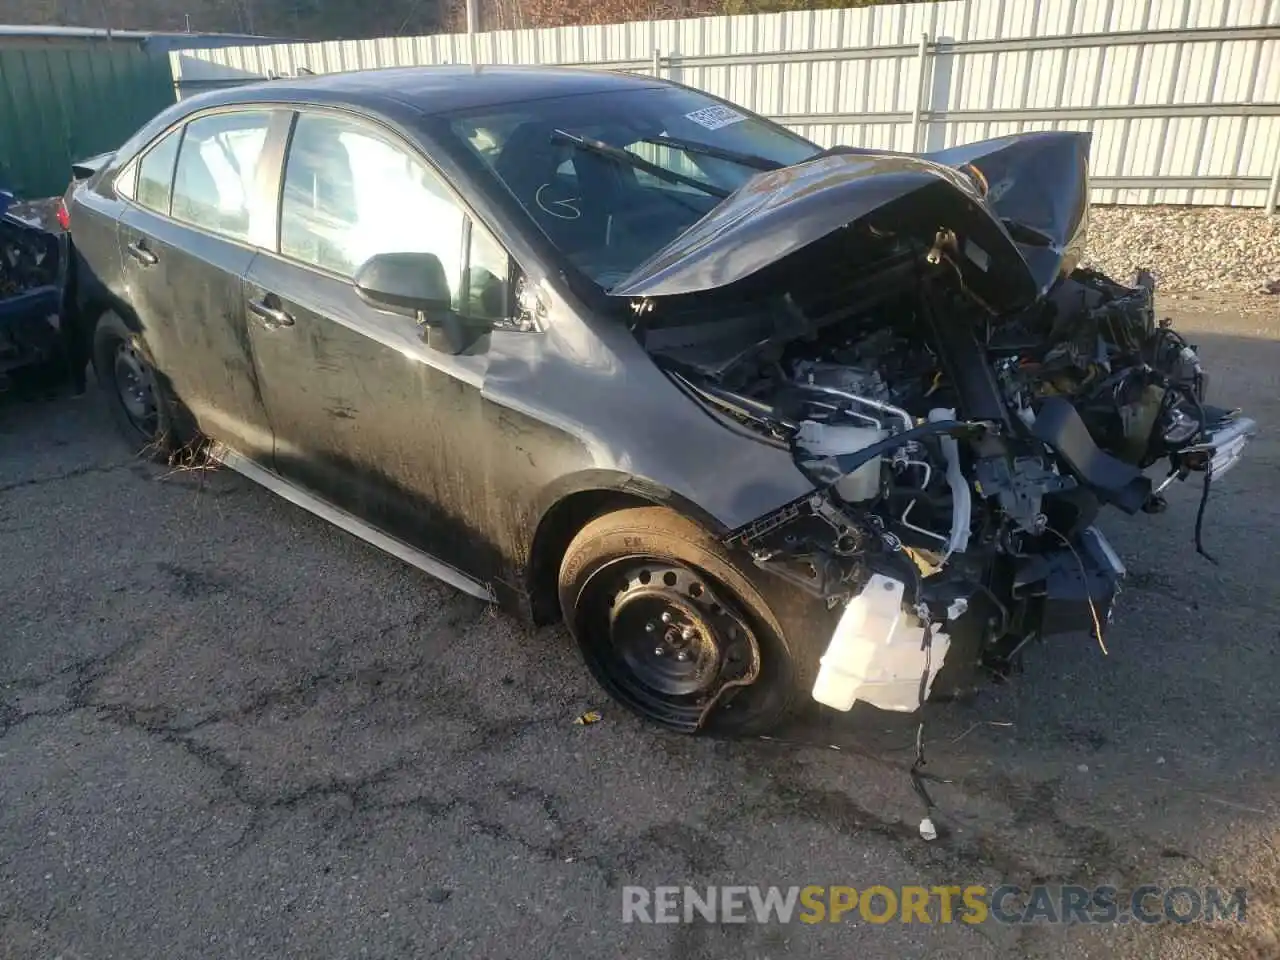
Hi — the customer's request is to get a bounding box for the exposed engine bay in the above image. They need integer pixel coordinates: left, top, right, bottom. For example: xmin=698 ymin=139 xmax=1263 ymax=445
xmin=647 ymin=267 xmax=1254 ymax=711
xmin=620 ymin=133 xmax=1257 ymax=714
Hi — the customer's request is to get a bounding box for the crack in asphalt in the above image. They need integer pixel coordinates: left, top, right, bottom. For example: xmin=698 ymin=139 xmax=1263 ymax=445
xmin=0 ymin=609 xmax=1240 ymax=914
xmin=0 ymin=460 xmax=137 ymax=494
xmin=0 ymin=603 xmax=617 ymax=867
xmin=2 ymin=552 xmax=1271 ymax=960
xmin=3 ymin=629 xmax=727 ymax=901
xmin=3 ymin=614 xmax=1273 ymax=959
xmin=0 ymin=630 xmax=153 ymax=737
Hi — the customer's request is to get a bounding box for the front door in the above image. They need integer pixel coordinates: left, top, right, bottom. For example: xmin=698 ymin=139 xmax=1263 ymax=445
xmin=243 ymin=110 xmax=514 ymax=581
xmin=116 ymin=109 xmax=279 ymax=462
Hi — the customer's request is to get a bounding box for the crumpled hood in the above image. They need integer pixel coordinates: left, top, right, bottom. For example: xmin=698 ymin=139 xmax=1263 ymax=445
xmin=608 ymin=131 xmax=1091 ymax=312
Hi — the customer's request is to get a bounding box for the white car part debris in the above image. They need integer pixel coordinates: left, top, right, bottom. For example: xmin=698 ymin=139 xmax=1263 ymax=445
xmin=811 ymin=574 xmax=951 ymax=712
xmin=918 ymin=816 xmax=938 ymax=841
xmin=794 ymin=419 xmax=887 ymax=502
xmin=928 ymin=407 xmax=971 ymax=558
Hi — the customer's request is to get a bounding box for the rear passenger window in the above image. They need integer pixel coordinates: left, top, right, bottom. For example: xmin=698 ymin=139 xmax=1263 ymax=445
xmin=171 ymin=111 xmax=271 ymax=243
xmin=279 ymin=113 xmax=465 ymax=289
xmin=135 ymin=130 xmax=181 ymax=213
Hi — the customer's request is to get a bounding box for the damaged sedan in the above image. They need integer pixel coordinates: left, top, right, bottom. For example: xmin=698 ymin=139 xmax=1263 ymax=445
xmin=67 ymin=66 xmax=1255 ymax=733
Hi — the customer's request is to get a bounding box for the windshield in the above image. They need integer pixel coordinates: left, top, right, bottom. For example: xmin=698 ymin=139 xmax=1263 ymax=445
xmin=444 ymin=86 xmax=820 ymax=290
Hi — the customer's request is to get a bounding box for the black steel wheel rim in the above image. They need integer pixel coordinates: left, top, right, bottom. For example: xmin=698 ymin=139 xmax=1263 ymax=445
xmin=112 ymin=340 xmax=158 ymax=436
xmin=576 ymin=558 xmax=759 ymax=729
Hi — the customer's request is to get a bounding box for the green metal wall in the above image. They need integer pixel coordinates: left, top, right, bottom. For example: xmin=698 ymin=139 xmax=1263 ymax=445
xmin=0 ymin=40 xmax=176 ymax=199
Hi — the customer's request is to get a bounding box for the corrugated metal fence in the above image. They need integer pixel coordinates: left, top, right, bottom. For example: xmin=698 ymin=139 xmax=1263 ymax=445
xmin=172 ymin=0 xmax=1280 ymax=208
xmin=0 ymin=31 xmax=282 ymax=200
xmin=0 ymin=39 xmax=175 ymax=199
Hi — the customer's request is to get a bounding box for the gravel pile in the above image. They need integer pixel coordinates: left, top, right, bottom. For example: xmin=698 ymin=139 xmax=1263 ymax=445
xmin=1083 ymin=206 xmax=1280 ymax=295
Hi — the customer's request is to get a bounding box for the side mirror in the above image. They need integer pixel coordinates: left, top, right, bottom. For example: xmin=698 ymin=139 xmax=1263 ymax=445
xmin=354 ymin=251 xmax=452 ymax=316
xmin=353 ymin=251 xmax=487 ymax=355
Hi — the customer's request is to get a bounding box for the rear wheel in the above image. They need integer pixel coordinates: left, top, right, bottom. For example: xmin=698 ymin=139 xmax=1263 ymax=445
xmin=92 ymin=312 xmax=177 ymax=460
xmin=558 ymin=506 xmax=830 ymax=734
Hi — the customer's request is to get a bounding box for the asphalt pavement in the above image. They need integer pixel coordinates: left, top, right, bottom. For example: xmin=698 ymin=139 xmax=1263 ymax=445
xmin=1 ymin=298 xmax=1277 ymax=959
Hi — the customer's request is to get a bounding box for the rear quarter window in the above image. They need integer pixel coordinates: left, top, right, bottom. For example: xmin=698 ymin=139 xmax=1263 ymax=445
xmin=114 ymin=162 xmax=139 ymax=201
xmin=135 ymin=130 xmax=181 ymax=214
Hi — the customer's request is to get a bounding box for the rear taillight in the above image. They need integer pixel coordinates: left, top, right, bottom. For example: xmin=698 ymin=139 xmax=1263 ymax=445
xmin=55 ymin=199 xmax=70 ymax=231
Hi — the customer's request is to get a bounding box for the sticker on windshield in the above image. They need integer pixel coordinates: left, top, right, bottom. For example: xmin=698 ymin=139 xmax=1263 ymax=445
xmin=684 ymin=105 xmax=746 ymax=130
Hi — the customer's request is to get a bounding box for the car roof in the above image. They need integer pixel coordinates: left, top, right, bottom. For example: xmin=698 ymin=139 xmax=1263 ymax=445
xmin=192 ymin=65 xmax=667 ymax=116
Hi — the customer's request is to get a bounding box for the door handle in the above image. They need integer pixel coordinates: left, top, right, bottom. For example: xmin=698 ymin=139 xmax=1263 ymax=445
xmin=247 ymin=296 xmax=294 ymax=329
xmin=126 ymin=239 xmax=158 ymax=266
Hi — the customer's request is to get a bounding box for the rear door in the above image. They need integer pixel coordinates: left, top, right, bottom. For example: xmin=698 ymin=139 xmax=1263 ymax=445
xmin=115 ymin=109 xmax=281 ymax=461
xmin=242 ymin=109 xmax=514 ymax=578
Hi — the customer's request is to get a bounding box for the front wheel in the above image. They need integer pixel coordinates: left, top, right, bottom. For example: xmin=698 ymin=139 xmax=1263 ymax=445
xmin=558 ymin=506 xmax=830 ymax=734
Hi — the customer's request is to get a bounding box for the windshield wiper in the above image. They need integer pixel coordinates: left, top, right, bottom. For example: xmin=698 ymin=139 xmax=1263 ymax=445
xmin=639 ymin=135 xmax=782 ymax=171
xmin=551 ymin=129 xmax=731 ymax=199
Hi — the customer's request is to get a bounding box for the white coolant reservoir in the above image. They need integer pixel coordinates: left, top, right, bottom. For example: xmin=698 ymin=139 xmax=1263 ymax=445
xmin=794 ymin=420 xmax=886 ymax=502
xmin=811 ymin=574 xmax=952 ymax=713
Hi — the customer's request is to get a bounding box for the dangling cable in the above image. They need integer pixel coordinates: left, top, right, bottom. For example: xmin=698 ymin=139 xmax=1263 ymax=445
xmin=903 ymin=534 xmax=939 ymax=840
xmin=1194 ymin=468 xmax=1218 ymax=565
xmin=910 ymin=615 xmax=938 ymax=840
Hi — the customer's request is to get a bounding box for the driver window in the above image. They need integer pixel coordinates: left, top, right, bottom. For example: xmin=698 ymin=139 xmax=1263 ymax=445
xmin=279 ymin=112 xmax=513 ymax=323
xmin=279 ymin=113 xmax=466 ymax=304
